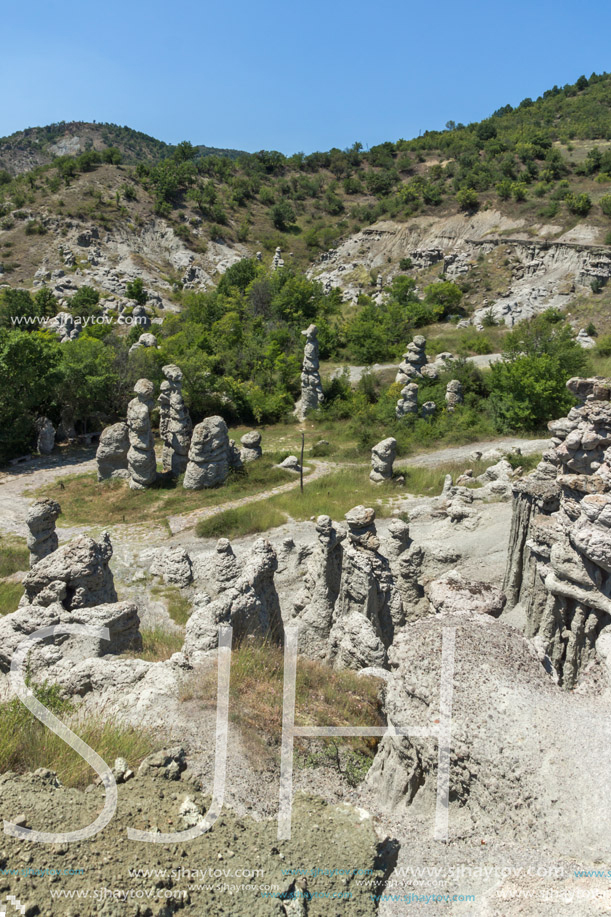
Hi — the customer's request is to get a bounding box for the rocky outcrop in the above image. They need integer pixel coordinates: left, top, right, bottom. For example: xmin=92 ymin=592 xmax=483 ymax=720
xmin=295 ymin=324 xmax=324 ymax=419
xmin=158 ymin=364 xmax=192 ymax=476
xmin=427 ymin=570 xmax=506 ymax=617
xmin=183 ymin=539 xmax=283 ymax=661
xmin=396 ymin=382 xmax=418 ymax=418
xmin=395 ymin=336 xmax=427 ymax=385
xmin=36 ymin=417 xmax=55 ymax=455
xmin=503 ymin=378 xmax=611 ymax=686
xmin=47 ymin=311 xmax=80 ymax=343
xmin=240 ymin=430 xmax=262 ymax=463
xmin=129 ymin=332 xmax=158 ymax=354
xmin=370 ymin=437 xmax=398 ymax=484
xmin=20 ymin=532 xmax=117 ymax=611
xmin=0 ymin=599 xmax=141 ymax=677
xmin=127 ymin=379 xmax=157 ymax=491
xmin=150 ymin=547 xmax=193 ymax=587
xmin=421 ymin=400 xmax=436 ymax=419
xmin=25 ymin=498 xmax=61 ymax=566
xmin=290 ymin=507 xmax=415 ymax=670
xmin=183 ymin=415 xmax=230 ymax=490
xmin=445 ymin=379 xmax=463 ymax=412
xmin=96 ymin=422 xmax=130 ymax=481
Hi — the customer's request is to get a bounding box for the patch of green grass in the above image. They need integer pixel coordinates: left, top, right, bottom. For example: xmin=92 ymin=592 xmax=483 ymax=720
xmin=33 ymin=459 xmax=296 ymax=526
xmin=0 ymin=682 xmax=160 ymax=788
xmin=0 ymin=580 xmax=24 ymax=616
xmin=127 ymin=626 xmax=184 ymax=661
xmin=0 ymin=535 xmax=29 ymax=578
xmin=182 ymin=641 xmax=383 ymax=775
xmin=150 ymin=585 xmax=192 ymax=626
xmin=196 ymin=503 xmax=288 ymax=539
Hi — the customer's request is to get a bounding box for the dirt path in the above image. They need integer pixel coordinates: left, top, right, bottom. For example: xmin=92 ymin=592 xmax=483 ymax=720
xmin=330 ymin=352 xmax=502 ymax=383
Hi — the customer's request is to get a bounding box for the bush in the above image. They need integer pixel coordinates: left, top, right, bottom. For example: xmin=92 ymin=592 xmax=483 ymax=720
xmin=457 ymin=188 xmax=479 ymax=211
xmin=565 ymin=192 xmax=592 ymax=216
xmin=399 ymin=257 xmax=413 ymax=271
xmin=125 ymin=277 xmax=148 ymax=305
xmin=600 ymin=194 xmax=611 ymax=217
xmin=270 ymin=200 xmax=295 ymax=230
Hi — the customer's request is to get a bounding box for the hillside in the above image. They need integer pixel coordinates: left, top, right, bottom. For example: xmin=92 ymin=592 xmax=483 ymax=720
xmin=0 ymin=121 xmax=246 ymax=176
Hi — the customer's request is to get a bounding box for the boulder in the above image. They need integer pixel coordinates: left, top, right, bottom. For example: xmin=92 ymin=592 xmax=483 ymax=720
xmin=96 ymin=423 xmax=130 ymax=482
xmin=396 ymin=382 xmax=418 ymax=419
xmin=445 ymin=379 xmax=464 ymax=412
xmin=370 ymin=437 xmax=398 ymax=484
xmin=240 ymin=430 xmax=262 ymax=463
xmin=20 ymin=532 xmax=117 ymax=611
xmin=183 ymin=415 xmax=230 ymax=490
xmin=427 ymin=570 xmax=506 ymax=617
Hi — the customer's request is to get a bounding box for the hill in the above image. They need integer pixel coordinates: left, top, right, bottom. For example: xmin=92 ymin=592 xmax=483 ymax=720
xmin=0 ymin=121 xmax=246 ymax=176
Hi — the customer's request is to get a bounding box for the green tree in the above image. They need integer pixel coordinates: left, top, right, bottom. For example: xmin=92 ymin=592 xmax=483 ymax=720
xmin=125 ymin=278 xmax=148 ymax=304
xmin=457 ymin=188 xmax=479 ymax=211
xmin=270 ymin=200 xmax=295 ymax=230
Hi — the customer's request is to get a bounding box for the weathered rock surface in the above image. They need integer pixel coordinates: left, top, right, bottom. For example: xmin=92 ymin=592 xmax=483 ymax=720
xmin=240 ymin=430 xmax=262 ymax=463
xmin=96 ymin=422 xmax=130 ymax=481
xmin=158 ymin=364 xmax=192 ymax=476
xmin=445 ymin=379 xmax=464 ymax=412
xmin=370 ymin=437 xmax=398 ymax=484
xmin=183 ymin=539 xmax=283 ymax=661
xmin=127 ymin=378 xmax=157 ymax=491
xmin=25 ymin=498 xmax=61 ymax=566
xmin=396 ymin=382 xmax=418 ymax=419
xmin=503 ymin=377 xmax=611 ymax=686
xmin=183 ymin=415 xmax=230 ymax=490
xmin=427 ymin=570 xmax=506 ymax=617
xmin=36 ymin=417 xmax=55 ymax=454
xmin=20 ymin=532 xmax=117 ymax=611
xmin=295 ymin=324 xmax=324 ymax=419
xmin=150 ymin=546 xmax=193 ymax=587
xmin=395 ymin=336 xmax=428 ymax=385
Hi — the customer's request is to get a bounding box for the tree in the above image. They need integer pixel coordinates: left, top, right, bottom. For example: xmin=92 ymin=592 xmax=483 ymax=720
xmin=456 ymin=188 xmax=479 ymax=211
xmin=58 ymin=337 xmax=120 ymax=430
xmin=423 ymin=280 xmax=463 ymax=316
xmin=270 ymin=200 xmax=295 ymax=231
xmin=600 ymin=194 xmax=611 ymax=217
xmin=565 ymin=192 xmax=591 ymax=216
xmin=69 ymin=286 xmax=100 ymax=318
xmin=125 ymin=278 xmax=148 ymax=304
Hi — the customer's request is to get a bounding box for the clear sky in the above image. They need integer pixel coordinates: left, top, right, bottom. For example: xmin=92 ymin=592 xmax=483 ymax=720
xmin=1 ymin=0 xmax=610 ymax=154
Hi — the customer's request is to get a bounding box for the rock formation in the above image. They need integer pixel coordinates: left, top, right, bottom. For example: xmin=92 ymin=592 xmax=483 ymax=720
xmin=158 ymin=364 xmax=192 ymax=476
xmin=395 ymin=336 xmax=428 ymax=384
xmin=396 ymin=382 xmax=419 ymax=418
xmin=183 ymin=539 xmax=283 ymax=662
xmin=127 ymin=379 xmax=157 ymax=491
xmin=384 ymin=518 xmax=426 ymax=620
xmin=129 ymin=332 xmax=158 ymax=354
xmin=20 ymin=532 xmax=117 ymax=611
xmin=36 ymin=417 xmax=55 ymax=455
xmin=150 ymin=547 xmax=193 ymax=587
xmin=183 ymin=415 xmax=230 ymax=490
xmin=240 ymin=430 xmax=262 ymax=463
xmin=503 ymin=377 xmax=611 ymax=686
xmin=25 ymin=498 xmax=61 ymax=566
xmin=421 ymin=400 xmax=437 ymax=419
xmin=291 ymin=507 xmax=414 ymax=670
xmin=295 ymin=324 xmax=324 ymax=420
xmin=445 ymin=379 xmax=464 ymax=412
xmin=272 ymin=246 xmax=284 ymax=270
xmin=96 ymin=423 xmax=130 ymax=481
xmin=427 ymin=570 xmax=506 ymax=617
xmin=370 ymin=437 xmax=398 ymax=484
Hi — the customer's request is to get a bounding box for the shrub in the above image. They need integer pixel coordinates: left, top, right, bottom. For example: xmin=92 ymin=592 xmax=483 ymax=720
xmin=457 ymin=188 xmax=479 ymax=211
xmin=125 ymin=277 xmax=148 ymax=304
xmin=600 ymin=194 xmax=611 ymax=217
xmin=565 ymin=192 xmax=592 ymax=216
xmin=399 ymin=257 xmax=413 ymax=271
xmin=270 ymin=200 xmax=295 ymax=230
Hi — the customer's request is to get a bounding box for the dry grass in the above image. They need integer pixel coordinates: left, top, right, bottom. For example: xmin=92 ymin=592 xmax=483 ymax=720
xmin=0 ymin=682 xmax=160 ymax=788
xmin=0 ymin=535 xmax=28 ymax=615
xmin=150 ymin=584 xmax=192 ymax=626
xmin=181 ymin=641 xmax=384 ymax=779
xmin=126 ymin=626 xmax=184 ymax=661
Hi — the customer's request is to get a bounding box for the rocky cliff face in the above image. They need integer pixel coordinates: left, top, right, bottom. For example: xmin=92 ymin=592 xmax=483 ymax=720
xmin=503 ymin=377 xmax=611 ymax=687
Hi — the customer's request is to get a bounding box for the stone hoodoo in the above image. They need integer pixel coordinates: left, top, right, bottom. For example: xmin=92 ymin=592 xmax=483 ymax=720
xmin=183 ymin=415 xmax=231 ymax=490
xmin=291 ymin=507 xmax=422 ymax=670
xmin=126 ymin=379 xmax=157 ymax=491
xmin=445 ymin=379 xmax=464 ymax=412
xmin=396 ymin=382 xmax=418 ymax=419
xmin=272 ymin=247 xmax=284 ymax=270
xmin=421 ymin=400 xmax=437 ymax=419
xmin=503 ymin=377 xmax=611 ymax=687
xmin=395 ymin=335 xmax=427 ymax=385
xmin=184 ymin=539 xmax=283 ymax=661
xmin=25 ymin=498 xmax=61 ymax=567
xmin=36 ymin=417 xmax=55 ymax=455
xmin=96 ymin=423 xmax=130 ymax=481
xmin=295 ymin=324 xmax=324 ymax=420
xmin=240 ymin=430 xmax=263 ymax=463
xmin=158 ymin=364 xmax=192 ymax=476
xmin=20 ymin=532 xmax=117 ymax=611
xmin=370 ymin=437 xmax=397 ymax=484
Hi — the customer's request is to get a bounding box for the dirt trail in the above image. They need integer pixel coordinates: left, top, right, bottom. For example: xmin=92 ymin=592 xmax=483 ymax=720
xmin=330 ymin=352 xmax=502 ymax=384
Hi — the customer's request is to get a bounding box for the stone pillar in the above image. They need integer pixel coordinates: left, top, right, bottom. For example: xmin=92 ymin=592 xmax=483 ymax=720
xmin=25 ymin=498 xmax=61 ymax=566
xmin=158 ymin=364 xmax=192 ymax=476
xmin=127 ymin=379 xmax=157 ymax=491
xmin=295 ymin=324 xmax=324 ymax=420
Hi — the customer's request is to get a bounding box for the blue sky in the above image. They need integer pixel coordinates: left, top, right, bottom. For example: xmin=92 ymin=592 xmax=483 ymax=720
xmin=1 ymin=0 xmax=610 ymax=154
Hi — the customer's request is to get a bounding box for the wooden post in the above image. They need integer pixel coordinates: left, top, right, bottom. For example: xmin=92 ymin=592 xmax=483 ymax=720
xmin=300 ymin=431 xmax=305 ymax=493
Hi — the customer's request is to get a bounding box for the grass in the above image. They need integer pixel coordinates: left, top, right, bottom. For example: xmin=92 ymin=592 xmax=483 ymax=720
xmin=0 ymin=535 xmax=29 ymax=578
xmin=150 ymin=585 xmax=192 ymax=626
xmin=0 ymin=535 xmax=28 ymax=614
xmin=181 ymin=641 xmax=384 ymax=781
xmin=32 ymin=459 xmax=298 ymax=526
xmin=0 ymin=682 xmax=160 ymax=788
xmin=196 ymin=467 xmax=397 ymax=539
xmin=127 ymin=626 xmax=184 ymax=661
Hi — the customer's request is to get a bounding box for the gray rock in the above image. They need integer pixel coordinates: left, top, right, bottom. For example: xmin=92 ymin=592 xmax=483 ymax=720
xmin=421 ymin=400 xmax=437 ymax=419
xmin=150 ymin=547 xmax=193 ymax=587
xmin=370 ymin=437 xmax=397 ymax=484
xmin=127 ymin=379 xmax=157 ymax=491
xmin=240 ymin=430 xmax=262 ymax=463
xmin=25 ymin=498 xmax=61 ymax=567
xmin=279 ymin=455 xmax=301 ymax=472
xmin=395 ymin=335 xmax=428 ymax=384
xmin=20 ymin=532 xmax=117 ymax=611
xmin=427 ymin=570 xmax=506 ymax=617
xmin=396 ymin=382 xmax=419 ymax=419
xmin=183 ymin=415 xmax=231 ymax=490
xmin=445 ymin=379 xmax=464 ymax=412
xmin=96 ymin=423 xmax=129 ymax=482
xmin=36 ymin=417 xmax=55 ymax=455
xmin=158 ymin=364 xmax=192 ymax=476
xmin=295 ymin=324 xmax=324 ymax=419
